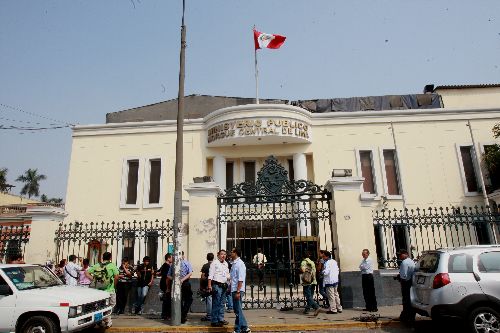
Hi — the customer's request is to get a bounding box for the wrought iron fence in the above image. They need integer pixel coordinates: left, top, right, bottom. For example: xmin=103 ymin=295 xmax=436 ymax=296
xmin=373 ymin=205 xmax=500 ymax=268
xmin=55 ymin=219 xmax=173 ymax=269
xmin=0 ymin=224 xmax=30 ymax=263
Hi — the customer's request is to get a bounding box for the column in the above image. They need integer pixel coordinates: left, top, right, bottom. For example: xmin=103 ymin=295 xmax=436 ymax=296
xmin=23 ymin=205 xmax=68 ymax=264
xmin=213 ymin=155 xmax=226 ymax=189
xmin=184 ymin=181 xmax=223 ymax=274
xmin=293 ymin=153 xmax=310 ymax=236
xmin=324 ymin=177 xmax=378 ymax=272
xmin=212 ymin=155 xmax=227 ymax=248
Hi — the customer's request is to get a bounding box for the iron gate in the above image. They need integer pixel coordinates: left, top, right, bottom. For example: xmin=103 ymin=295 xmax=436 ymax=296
xmin=217 ymin=156 xmax=334 ymax=309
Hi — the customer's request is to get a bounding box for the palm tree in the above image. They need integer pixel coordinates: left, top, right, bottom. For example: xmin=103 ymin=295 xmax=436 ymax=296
xmin=0 ymin=168 xmax=8 ymax=192
xmin=16 ymin=169 xmax=47 ymax=198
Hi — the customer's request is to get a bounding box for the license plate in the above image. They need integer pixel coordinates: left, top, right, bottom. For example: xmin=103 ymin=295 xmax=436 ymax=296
xmin=417 ymin=276 xmax=426 ymax=284
xmin=94 ymin=312 xmax=103 ymax=322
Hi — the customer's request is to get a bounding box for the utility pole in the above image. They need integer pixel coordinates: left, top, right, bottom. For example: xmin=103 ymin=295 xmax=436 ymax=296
xmin=171 ymin=0 xmax=186 ymax=326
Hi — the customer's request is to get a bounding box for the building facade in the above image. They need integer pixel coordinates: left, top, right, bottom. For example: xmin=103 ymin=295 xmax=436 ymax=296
xmin=57 ymin=85 xmax=500 ymax=307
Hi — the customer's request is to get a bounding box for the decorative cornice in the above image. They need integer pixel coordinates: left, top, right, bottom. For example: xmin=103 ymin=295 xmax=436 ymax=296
xmin=203 ymin=104 xmax=311 ymax=123
xmin=325 ymin=177 xmax=365 ymax=192
xmin=184 ymin=182 xmax=223 ymax=197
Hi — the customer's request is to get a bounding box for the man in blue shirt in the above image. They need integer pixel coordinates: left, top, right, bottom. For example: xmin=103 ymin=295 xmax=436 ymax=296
xmin=230 ymin=248 xmax=250 ymax=333
xmin=167 ymin=251 xmax=193 ymax=323
xmin=397 ymin=249 xmax=415 ymax=323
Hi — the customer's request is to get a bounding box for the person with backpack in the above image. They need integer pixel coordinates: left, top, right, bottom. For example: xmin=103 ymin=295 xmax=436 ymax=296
xmin=134 ymin=256 xmax=154 ymax=315
xmin=64 ymin=254 xmax=82 ymax=286
xmin=300 ymin=251 xmax=320 ymax=316
xmin=85 ymin=251 xmax=119 ymax=328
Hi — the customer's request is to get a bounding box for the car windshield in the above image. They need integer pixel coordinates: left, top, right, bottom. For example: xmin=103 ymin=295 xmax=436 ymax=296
xmin=2 ymin=266 xmax=63 ymax=290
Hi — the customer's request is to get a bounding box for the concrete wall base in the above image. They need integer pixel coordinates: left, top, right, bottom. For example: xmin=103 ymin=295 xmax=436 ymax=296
xmin=339 ymin=270 xmax=402 ymax=308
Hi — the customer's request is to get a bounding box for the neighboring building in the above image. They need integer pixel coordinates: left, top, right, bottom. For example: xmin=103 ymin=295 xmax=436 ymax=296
xmin=57 ymin=84 xmax=500 ymax=307
xmin=0 ymin=201 xmax=67 ymax=264
xmin=0 ymin=192 xmax=40 ymax=206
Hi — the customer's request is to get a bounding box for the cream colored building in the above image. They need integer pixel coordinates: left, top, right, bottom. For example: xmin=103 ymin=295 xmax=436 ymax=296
xmin=59 ymin=85 xmax=500 ymax=307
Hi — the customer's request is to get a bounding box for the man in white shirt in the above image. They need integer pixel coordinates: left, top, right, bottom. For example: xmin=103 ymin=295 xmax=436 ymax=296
xmin=64 ymin=254 xmax=82 ymax=286
xmin=252 ymin=248 xmax=267 ymax=291
xmin=397 ymin=249 xmax=416 ymax=323
xmin=207 ymin=249 xmax=230 ymax=328
xmin=321 ymin=250 xmax=342 ymax=314
xmin=359 ymin=249 xmax=378 ymax=312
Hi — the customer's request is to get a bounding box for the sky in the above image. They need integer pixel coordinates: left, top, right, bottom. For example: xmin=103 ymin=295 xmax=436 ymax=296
xmin=1 ymin=0 xmax=499 ymax=200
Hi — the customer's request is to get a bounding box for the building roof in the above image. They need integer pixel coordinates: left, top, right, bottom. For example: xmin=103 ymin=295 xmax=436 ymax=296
xmin=434 ymin=83 xmax=500 ymax=90
xmin=105 ymin=93 xmax=442 ymax=124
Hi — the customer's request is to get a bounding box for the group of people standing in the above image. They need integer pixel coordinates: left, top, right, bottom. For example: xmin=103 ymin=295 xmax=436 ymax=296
xmin=29 ymin=245 xmax=415 ymax=330
xmin=301 ymin=250 xmax=343 ymax=315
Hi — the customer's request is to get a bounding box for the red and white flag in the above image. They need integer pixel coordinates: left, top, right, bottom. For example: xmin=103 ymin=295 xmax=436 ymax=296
xmin=253 ymin=29 xmax=286 ymax=50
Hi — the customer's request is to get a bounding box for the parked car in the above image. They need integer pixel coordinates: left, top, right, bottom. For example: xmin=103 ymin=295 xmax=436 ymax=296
xmin=411 ymin=245 xmax=500 ymax=332
xmin=0 ymin=264 xmax=112 ymax=333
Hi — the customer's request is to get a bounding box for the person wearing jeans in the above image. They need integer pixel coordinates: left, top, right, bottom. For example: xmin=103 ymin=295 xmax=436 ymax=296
xmin=134 ymin=256 xmax=154 ymax=315
xmin=207 ymin=249 xmax=230 ymax=327
xmin=300 ymin=251 xmax=320 ymax=315
xmin=200 ymin=253 xmax=214 ymax=322
xmin=167 ymin=251 xmax=194 ymax=324
xmin=230 ymin=248 xmax=250 ymax=333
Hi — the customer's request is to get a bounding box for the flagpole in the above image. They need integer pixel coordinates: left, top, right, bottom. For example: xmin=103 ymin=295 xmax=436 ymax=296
xmin=255 ymin=48 xmax=259 ymax=104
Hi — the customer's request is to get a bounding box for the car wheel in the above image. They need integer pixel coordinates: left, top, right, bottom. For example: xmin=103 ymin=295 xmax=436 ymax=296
xmin=20 ymin=315 xmax=57 ymax=333
xmin=469 ymin=307 xmax=500 ymax=333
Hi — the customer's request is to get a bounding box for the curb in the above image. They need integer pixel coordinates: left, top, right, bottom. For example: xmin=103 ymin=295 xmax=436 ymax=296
xmin=107 ymin=319 xmax=402 ymax=332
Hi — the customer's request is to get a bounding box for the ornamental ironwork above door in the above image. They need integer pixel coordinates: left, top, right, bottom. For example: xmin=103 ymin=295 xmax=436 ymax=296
xmin=222 ymin=156 xmax=324 ymax=201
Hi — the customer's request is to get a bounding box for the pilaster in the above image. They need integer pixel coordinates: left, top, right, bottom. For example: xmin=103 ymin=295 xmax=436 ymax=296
xmin=325 ymin=177 xmax=378 ymax=272
xmin=184 ymin=182 xmax=223 ymax=274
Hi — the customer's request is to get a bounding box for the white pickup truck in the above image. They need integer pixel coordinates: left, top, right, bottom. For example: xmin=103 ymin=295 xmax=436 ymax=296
xmin=0 ymin=264 xmax=113 ymax=333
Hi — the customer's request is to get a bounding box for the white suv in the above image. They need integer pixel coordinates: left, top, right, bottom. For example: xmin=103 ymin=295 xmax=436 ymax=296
xmin=0 ymin=264 xmax=113 ymax=333
xmin=411 ymin=245 xmax=500 ymax=333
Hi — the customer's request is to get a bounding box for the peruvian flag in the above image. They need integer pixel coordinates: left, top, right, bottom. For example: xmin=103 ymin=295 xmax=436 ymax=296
xmin=253 ymin=29 xmax=286 ymax=50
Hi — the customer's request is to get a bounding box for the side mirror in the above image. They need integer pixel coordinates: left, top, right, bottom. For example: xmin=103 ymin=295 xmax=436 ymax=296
xmin=0 ymin=284 xmax=12 ymax=296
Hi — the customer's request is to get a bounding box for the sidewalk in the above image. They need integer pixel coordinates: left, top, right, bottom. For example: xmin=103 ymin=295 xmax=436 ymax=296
xmin=108 ymin=305 xmax=412 ymax=332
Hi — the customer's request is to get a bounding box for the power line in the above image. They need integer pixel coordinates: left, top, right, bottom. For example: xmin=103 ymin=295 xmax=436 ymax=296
xmin=0 ymin=116 xmax=46 ymax=125
xmin=0 ymin=124 xmax=72 ymax=131
xmin=0 ymin=103 xmax=75 ymax=127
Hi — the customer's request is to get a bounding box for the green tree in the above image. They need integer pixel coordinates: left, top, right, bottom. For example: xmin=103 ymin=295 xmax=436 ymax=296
xmin=40 ymin=194 xmax=48 ymax=202
xmin=16 ymin=169 xmax=47 ymax=198
xmin=0 ymin=168 xmax=8 ymax=192
xmin=48 ymin=197 xmax=63 ymax=204
xmin=483 ymin=123 xmax=500 ymax=192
